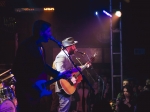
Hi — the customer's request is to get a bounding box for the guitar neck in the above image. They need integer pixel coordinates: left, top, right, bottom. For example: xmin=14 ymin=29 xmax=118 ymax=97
xmin=45 ymin=75 xmax=63 ymax=86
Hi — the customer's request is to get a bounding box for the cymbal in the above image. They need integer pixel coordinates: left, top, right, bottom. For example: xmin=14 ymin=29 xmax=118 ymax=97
xmin=0 ymin=74 xmax=14 ymax=82
xmin=0 ymin=69 xmax=11 ymax=77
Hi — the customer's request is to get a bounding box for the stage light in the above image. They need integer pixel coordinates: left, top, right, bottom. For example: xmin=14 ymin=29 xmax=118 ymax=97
xmin=103 ymin=10 xmax=112 ymax=17
xmin=115 ymin=11 xmax=122 ymax=17
xmin=15 ymin=7 xmax=55 ymax=12
xmin=44 ymin=8 xmax=54 ymax=11
xmin=95 ymin=11 xmax=98 ymax=16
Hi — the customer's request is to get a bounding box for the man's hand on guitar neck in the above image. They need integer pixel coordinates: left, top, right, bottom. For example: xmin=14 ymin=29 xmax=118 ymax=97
xmin=80 ymin=62 xmax=91 ymax=71
xmin=85 ymin=62 xmax=91 ymax=68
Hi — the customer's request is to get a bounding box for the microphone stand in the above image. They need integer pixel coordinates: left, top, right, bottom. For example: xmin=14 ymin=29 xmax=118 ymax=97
xmin=76 ymin=57 xmax=95 ymax=112
xmin=84 ymin=53 xmax=105 ymax=100
xmin=92 ymin=68 xmax=105 ymax=100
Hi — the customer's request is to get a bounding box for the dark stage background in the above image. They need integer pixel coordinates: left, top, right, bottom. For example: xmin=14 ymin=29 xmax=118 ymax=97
xmin=0 ymin=0 xmax=150 ymax=85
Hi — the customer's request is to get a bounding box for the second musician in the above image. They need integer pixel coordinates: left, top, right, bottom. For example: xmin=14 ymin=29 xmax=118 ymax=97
xmin=53 ymin=37 xmax=90 ymax=112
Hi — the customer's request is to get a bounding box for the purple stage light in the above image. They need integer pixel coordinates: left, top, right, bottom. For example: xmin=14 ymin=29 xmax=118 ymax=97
xmin=103 ymin=10 xmax=112 ymax=17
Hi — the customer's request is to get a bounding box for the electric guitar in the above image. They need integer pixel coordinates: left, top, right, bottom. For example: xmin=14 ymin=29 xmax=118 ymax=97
xmin=59 ymin=53 xmax=97 ymax=95
xmin=34 ymin=70 xmax=72 ymax=98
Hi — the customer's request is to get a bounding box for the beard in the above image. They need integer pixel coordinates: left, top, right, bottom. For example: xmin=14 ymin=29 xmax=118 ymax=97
xmin=69 ymin=49 xmax=75 ymax=55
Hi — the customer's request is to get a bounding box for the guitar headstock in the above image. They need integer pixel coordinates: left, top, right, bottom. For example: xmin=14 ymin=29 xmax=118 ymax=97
xmin=90 ymin=52 xmax=97 ymax=62
xmin=94 ymin=52 xmax=97 ymax=57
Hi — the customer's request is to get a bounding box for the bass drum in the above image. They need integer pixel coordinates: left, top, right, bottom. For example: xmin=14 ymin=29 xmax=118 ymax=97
xmin=0 ymin=99 xmax=16 ymax=112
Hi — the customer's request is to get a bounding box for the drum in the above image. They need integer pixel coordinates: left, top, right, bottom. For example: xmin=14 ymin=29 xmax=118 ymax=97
xmin=0 ymin=87 xmax=15 ymax=100
xmin=0 ymin=99 xmax=16 ymax=112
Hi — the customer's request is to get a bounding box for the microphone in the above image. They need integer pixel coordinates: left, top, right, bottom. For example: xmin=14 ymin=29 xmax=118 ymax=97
xmin=77 ymin=51 xmax=86 ymax=55
xmin=49 ymin=36 xmax=63 ymax=48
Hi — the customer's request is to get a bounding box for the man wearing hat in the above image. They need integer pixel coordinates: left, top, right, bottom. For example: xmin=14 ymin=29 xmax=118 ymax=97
xmin=53 ymin=37 xmax=90 ymax=112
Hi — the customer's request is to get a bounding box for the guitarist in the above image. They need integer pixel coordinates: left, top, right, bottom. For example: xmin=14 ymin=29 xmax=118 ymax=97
xmin=53 ymin=37 xmax=91 ymax=112
xmin=12 ymin=20 xmax=72 ymax=112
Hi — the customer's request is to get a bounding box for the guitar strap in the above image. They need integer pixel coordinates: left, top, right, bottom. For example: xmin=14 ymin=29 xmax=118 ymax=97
xmin=57 ymin=80 xmax=62 ymax=90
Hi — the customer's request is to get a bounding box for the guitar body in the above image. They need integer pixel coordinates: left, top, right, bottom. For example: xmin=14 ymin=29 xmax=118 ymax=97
xmin=58 ymin=53 xmax=97 ymax=95
xmin=60 ymin=73 xmax=82 ymax=95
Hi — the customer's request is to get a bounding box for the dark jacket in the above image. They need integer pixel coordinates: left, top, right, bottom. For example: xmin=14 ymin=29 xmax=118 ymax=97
xmin=12 ymin=37 xmax=59 ymax=94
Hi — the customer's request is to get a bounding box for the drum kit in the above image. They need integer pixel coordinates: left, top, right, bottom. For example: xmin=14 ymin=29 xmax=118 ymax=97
xmin=0 ymin=69 xmax=17 ymax=112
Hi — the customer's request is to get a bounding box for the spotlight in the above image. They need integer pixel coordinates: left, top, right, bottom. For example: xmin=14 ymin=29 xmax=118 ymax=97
xmin=44 ymin=8 xmax=55 ymax=11
xmin=115 ymin=11 xmax=122 ymax=17
xmin=95 ymin=11 xmax=98 ymax=16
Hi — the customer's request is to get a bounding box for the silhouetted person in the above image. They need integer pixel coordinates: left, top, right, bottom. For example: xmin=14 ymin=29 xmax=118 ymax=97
xmin=12 ymin=20 xmax=71 ymax=112
xmin=135 ymin=79 xmax=150 ymax=112
xmin=116 ymin=85 xmax=136 ymax=112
